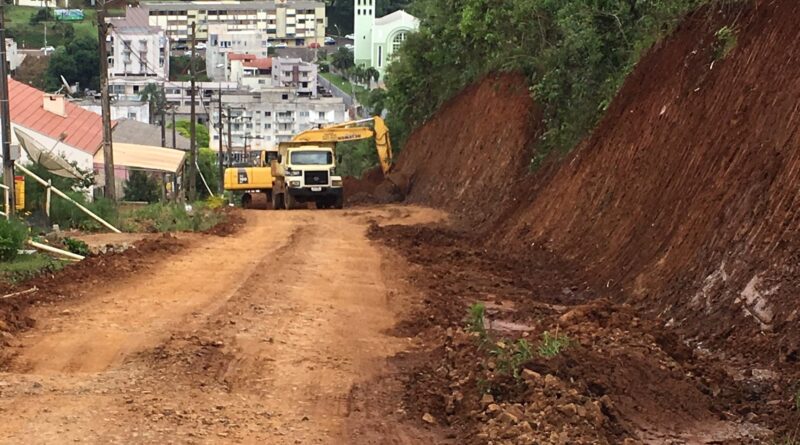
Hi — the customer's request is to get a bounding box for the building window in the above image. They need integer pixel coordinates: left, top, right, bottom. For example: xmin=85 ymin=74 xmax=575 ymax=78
xmin=282 ymin=94 xmax=288 ymax=100
xmin=392 ymin=32 xmax=407 ymax=52
xmin=128 ymin=112 xmax=138 ymax=119
xmin=378 ymin=45 xmax=382 ymax=67
xmin=299 ymin=111 xmax=309 ymax=117
xmin=318 ymin=111 xmax=325 ymax=120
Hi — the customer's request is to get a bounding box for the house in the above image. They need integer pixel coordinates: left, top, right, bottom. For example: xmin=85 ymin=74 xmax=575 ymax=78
xmin=227 ymin=54 xmax=273 ymax=90
xmin=354 ymin=5 xmax=419 ymax=79
xmin=206 ymin=25 xmax=270 ymax=81
xmin=76 ymin=97 xmax=151 ymax=124
xmin=6 ymin=78 xmax=108 ymax=175
xmin=272 ymin=57 xmax=316 ymax=97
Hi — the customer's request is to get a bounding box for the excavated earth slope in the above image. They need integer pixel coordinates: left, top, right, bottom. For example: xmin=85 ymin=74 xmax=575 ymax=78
xmin=374 ymin=1 xmax=800 ymax=442
xmin=397 ymin=1 xmax=800 ymax=367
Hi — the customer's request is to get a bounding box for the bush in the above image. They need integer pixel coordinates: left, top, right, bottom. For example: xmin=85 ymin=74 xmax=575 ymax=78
xmin=123 ymin=170 xmax=160 ymax=203
xmin=0 ymin=218 xmax=28 ymax=262
xmin=29 ymin=7 xmax=51 ymax=25
xmin=62 ymin=237 xmax=90 ymax=256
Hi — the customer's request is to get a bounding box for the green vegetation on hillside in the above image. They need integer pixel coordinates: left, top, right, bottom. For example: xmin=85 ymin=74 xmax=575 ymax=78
xmin=5 ymin=6 xmax=96 ymax=49
xmin=384 ymin=0 xmax=706 ymax=159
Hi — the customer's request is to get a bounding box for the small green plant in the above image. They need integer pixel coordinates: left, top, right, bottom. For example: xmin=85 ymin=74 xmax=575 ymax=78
xmin=494 ymin=338 xmax=533 ymax=379
xmin=794 ymin=387 xmax=800 ymax=411
xmin=466 ymin=302 xmax=488 ymax=343
xmin=62 ymin=237 xmax=91 ymax=257
xmin=0 ymin=218 xmax=28 ymax=262
xmin=714 ymin=25 xmax=737 ymax=60
xmin=0 ymin=254 xmax=64 ymax=283
xmin=537 ymin=330 xmax=571 ymax=358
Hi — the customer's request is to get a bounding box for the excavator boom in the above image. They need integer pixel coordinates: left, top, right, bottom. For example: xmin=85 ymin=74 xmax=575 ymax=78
xmin=292 ymin=116 xmax=393 ymax=174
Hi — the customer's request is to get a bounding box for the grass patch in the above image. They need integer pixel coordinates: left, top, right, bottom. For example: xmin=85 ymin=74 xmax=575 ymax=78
xmin=118 ymin=202 xmax=225 ymax=233
xmin=0 ymin=253 xmax=65 ymax=284
xmin=320 ymin=71 xmax=370 ymax=104
xmin=713 ymin=25 xmax=737 ymax=60
xmin=6 ymin=6 xmax=97 ymax=49
xmin=537 ymin=330 xmax=571 ymax=358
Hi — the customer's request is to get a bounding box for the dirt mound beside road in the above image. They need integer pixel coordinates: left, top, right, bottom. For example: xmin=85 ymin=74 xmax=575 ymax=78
xmin=390 ymin=73 xmax=541 ymax=227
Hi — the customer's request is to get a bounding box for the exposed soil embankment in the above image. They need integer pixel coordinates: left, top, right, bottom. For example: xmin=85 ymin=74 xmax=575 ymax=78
xmin=394 ymin=1 xmax=800 ymax=367
xmin=390 ymin=73 xmax=541 ymax=226
xmin=368 ymin=0 xmax=800 ymax=442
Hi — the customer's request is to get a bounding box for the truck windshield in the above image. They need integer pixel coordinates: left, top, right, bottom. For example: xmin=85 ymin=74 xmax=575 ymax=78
xmin=290 ymin=151 xmax=332 ymax=165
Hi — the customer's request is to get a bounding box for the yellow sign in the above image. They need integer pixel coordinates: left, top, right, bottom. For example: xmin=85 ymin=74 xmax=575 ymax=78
xmin=14 ymin=176 xmax=24 ymax=210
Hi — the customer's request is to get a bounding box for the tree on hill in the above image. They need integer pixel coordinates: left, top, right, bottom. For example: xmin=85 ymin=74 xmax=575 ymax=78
xmin=44 ymin=34 xmax=99 ymax=93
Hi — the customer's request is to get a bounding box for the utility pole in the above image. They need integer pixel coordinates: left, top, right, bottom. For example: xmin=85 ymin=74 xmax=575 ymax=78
xmin=217 ymin=83 xmax=224 ymax=193
xmin=97 ymin=1 xmax=116 ymax=201
xmin=160 ymin=84 xmax=166 ymax=147
xmin=0 ymin=2 xmax=15 ymax=215
xmin=171 ymin=107 xmax=176 ymax=149
xmin=226 ymin=106 xmax=232 ymax=167
xmin=186 ymin=21 xmax=197 ymax=201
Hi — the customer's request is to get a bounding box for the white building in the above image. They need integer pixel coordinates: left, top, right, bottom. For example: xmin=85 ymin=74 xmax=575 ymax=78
xmin=143 ymin=1 xmax=326 ymax=46
xmin=272 ymin=57 xmax=317 ymax=97
xmin=76 ymin=98 xmax=151 ymax=124
xmin=5 ymin=39 xmax=23 ymax=72
xmin=107 ymin=7 xmax=170 ymax=80
xmin=109 ymin=78 xmax=242 ymax=123
xmin=228 ymin=54 xmax=274 ymax=90
xmin=354 ymin=4 xmax=419 ymax=78
xmin=208 ymin=87 xmax=346 ymax=160
xmin=206 ymin=25 xmax=270 ymax=80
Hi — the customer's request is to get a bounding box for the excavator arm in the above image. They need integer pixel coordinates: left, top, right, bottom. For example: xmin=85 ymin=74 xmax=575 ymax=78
xmin=292 ymin=116 xmax=393 ymax=174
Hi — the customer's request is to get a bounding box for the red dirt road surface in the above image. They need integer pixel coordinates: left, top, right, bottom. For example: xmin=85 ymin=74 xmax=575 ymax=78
xmin=0 ymin=207 xmax=448 ymax=444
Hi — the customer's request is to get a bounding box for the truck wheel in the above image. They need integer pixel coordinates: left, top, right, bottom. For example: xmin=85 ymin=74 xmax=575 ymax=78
xmin=334 ymin=195 xmax=344 ymax=209
xmin=315 ymin=199 xmax=328 ymax=209
xmin=285 ymin=192 xmax=297 ymax=210
xmin=272 ymin=192 xmax=284 ymax=210
xmin=241 ymin=193 xmax=252 ymax=209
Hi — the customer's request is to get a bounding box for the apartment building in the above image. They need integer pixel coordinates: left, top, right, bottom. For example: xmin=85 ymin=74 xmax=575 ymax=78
xmin=272 ymin=57 xmax=317 ymax=97
xmin=108 ymin=78 xmax=243 ymax=123
xmin=143 ymin=1 xmax=326 ymax=47
xmin=107 ymin=7 xmax=170 ymax=80
xmin=208 ymin=87 xmax=346 ymax=160
xmin=206 ymin=25 xmax=270 ymax=80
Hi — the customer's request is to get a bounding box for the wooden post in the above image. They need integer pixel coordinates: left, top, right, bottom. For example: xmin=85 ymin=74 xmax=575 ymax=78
xmin=186 ymin=21 xmax=198 ymax=201
xmin=0 ymin=2 xmax=16 ymax=215
xmin=97 ymin=1 xmax=116 ymax=201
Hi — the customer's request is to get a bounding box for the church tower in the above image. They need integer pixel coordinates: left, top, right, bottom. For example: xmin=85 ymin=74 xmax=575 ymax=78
xmin=353 ymin=0 xmax=374 ymax=65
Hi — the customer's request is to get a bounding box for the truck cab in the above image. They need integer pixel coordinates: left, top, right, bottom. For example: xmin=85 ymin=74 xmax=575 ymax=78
xmin=272 ymin=142 xmax=344 ymax=209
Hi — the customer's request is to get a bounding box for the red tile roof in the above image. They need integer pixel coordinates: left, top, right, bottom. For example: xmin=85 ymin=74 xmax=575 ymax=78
xmin=244 ymin=58 xmax=273 ymax=70
xmin=227 ymin=53 xmax=256 ymax=62
xmin=9 ymin=78 xmax=109 ymax=155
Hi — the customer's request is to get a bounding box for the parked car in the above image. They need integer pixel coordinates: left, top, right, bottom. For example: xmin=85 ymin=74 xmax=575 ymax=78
xmin=309 ymin=42 xmax=322 ymax=48
xmin=195 ymin=43 xmax=207 ymax=50
xmin=345 ymin=33 xmax=355 ymax=40
xmin=324 ymin=36 xmax=336 ymax=45
xmin=41 ymin=46 xmax=55 ymax=55
xmin=344 ymin=43 xmax=354 ymax=50
xmin=275 ymin=43 xmax=288 ymax=49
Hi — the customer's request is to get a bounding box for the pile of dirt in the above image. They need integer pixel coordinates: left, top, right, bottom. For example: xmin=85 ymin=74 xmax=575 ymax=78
xmin=0 ymin=234 xmax=185 ymax=345
xmin=389 ymin=72 xmax=541 ymax=228
xmin=343 ymin=167 xmax=388 ymax=205
xmin=203 ymin=208 xmax=246 ymax=237
xmin=367 ymin=224 xmax=779 ymax=443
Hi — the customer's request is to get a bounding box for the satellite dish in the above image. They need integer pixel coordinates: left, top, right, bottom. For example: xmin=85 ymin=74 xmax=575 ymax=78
xmin=60 ymin=75 xmax=73 ymax=97
xmin=14 ymin=128 xmax=85 ymax=179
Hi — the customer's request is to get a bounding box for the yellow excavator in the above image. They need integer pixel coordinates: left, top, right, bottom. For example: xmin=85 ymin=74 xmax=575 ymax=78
xmin=222 ymin=116 xmax=392 ymax=209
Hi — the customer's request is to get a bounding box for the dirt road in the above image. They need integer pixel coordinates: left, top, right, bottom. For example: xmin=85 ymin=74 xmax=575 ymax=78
xmin=0 ymin=207 xmax=445 ymax=444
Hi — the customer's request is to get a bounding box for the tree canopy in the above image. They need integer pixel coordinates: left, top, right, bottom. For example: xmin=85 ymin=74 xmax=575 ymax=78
xmin=383 ymin=0 xmax=704 ymax=157
xmin=44 ymin=34 xmax=100 ymax=92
